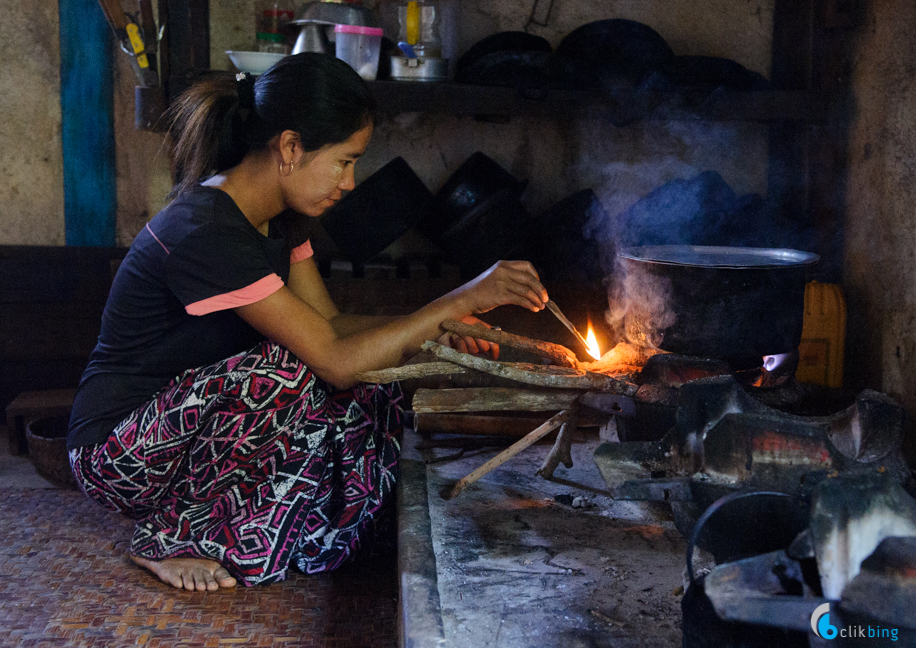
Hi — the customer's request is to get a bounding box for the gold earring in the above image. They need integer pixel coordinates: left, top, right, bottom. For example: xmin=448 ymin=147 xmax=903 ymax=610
xmin=279 ymin=161 xmax=294 ymax=177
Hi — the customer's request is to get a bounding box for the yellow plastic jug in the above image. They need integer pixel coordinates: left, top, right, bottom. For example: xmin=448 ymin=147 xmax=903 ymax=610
xmin=796 ymin=281 xmax=846 ymax=388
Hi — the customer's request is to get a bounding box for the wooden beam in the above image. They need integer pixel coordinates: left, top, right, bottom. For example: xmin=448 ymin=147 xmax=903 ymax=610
xmin=61 ymin=0 xmax=116 ymax=246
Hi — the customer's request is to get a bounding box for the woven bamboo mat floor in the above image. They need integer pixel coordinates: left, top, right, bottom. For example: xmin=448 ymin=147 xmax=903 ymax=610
xmin=0 ymin=489 xmax=398 ymax=648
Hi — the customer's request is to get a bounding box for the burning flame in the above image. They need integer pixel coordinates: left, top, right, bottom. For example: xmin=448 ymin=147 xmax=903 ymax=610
xmin=763 ymin=353 xmax=791 ymax=372
xmin=585 ymin=324 xmax=602 ymax=360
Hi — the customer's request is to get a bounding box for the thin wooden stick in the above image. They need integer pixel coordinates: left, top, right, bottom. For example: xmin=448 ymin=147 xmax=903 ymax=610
xmin=545 ymin=300 xmax=591 ymax=352
xmin=444 ymin=409 xmax=575 ymax=500
xmin=441 ymin=319 xmax=580 ymax=368
xmin=536 ymin=407 xmax=579 ymax=478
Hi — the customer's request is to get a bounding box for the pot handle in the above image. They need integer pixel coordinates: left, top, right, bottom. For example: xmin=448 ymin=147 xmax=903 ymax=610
xmin=685 ymin=490 xmax=804 ymax=587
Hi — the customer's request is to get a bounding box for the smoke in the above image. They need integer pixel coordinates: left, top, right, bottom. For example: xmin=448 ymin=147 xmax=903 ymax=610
xmin=604 ymin=255 xmax=676 ymax=348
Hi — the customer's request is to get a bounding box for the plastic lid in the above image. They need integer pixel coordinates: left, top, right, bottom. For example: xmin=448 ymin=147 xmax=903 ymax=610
xmin=334 ymin=24 xmax=384 ymax=36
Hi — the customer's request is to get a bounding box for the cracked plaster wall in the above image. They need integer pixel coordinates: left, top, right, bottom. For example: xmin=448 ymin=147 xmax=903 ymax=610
xmin=0 ymin=0 xmax=64 ymax=245
xmin=843 ymin=1 xmax=916 ymax=414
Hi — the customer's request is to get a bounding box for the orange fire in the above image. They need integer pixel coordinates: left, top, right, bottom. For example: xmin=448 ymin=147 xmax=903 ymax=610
xmin=585 ymin=324 xmax=602 ymax=360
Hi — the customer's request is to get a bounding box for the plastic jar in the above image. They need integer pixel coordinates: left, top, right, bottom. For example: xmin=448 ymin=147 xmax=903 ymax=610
xmin=335 ymin=25 xmax=385 ymax=80
xmin=397 ymin=0 xmax=442 ymax=58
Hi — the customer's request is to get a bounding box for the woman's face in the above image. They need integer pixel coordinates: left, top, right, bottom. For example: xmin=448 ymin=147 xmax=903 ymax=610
xmin=285 ymin=124 xmax=374 ymax=217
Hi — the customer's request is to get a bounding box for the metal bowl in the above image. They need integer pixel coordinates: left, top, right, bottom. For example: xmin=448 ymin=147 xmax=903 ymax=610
xmin=291 ymin=1 xmax=375 ymax=26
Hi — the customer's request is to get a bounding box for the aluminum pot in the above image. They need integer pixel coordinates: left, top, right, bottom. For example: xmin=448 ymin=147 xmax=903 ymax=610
xmin=290 ymin=2 xmax=375 ymax=55
xmin=616 ymin=245 xmax=819 ymax=369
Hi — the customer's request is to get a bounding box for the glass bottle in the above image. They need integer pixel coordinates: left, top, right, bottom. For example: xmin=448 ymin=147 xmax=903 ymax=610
xmin=256 ymin=0 xmax=294 ymax=54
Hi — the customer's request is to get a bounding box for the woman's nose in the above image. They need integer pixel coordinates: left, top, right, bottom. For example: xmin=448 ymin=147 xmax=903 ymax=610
xmin=338 ymin=165 xmax=356 ymax=191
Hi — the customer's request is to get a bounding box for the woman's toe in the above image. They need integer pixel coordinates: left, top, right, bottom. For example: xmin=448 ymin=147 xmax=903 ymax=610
xmin=215 ymin=567 xmax=237 ymax=588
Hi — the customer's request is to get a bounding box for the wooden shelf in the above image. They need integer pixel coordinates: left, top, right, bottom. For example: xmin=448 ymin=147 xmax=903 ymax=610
xmin=367 ymin=80 xmax=832 ymax=123
xmin=147 ymin=74 xmax=832 ymax=128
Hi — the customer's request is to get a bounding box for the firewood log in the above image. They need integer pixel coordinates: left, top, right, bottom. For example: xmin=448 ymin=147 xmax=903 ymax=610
xmin=411 ymin=387 xmax=582 ymax=413
xmin=356 ymin=362 xmax=472 ymax=383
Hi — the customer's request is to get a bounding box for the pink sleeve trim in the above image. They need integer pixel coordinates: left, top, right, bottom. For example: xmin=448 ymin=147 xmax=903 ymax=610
xmin=185 ymin=274 xmax=284 ymax=315
xmin=290 ymin=240 xmax=314 ymax=264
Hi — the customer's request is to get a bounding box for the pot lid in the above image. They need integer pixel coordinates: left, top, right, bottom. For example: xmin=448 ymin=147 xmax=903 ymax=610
xmin=619 ymin=245 xmax=820 ymax=268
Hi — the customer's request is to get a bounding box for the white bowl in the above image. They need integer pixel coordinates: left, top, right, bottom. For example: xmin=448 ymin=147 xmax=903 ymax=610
xmin=225 ymin=51 xmax=287 ymax=75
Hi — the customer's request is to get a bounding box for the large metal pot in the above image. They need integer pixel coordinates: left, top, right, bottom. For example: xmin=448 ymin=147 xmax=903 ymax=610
xmin=616 ymin=245 xmax=819 ymax=369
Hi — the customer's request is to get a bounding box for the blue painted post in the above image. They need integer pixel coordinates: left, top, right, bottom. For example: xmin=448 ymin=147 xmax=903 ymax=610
xmin=60 ymin=0 xmax=116 ymax=246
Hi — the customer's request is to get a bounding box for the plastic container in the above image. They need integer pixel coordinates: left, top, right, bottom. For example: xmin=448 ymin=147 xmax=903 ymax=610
xmin=397 ymin=1 xmax=441 ymax=58
xmin=334 ymin=24 xmax=384 ymax=80
xmin=796 ymin=281 xmax=846 ymax=388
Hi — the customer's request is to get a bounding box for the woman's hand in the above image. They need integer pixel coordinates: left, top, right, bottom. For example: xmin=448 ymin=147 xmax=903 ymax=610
xmin=437 ymin=315 xmax=500 ymax=359
xmin=457 ymin=260 xmax=548 ymax=315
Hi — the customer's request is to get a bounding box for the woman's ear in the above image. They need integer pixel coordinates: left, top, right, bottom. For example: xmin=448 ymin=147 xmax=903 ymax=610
xmin=277 ymin=130 xmax=302 ymax=165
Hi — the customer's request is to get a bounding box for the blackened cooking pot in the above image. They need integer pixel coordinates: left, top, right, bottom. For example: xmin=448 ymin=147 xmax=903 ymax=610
xmin=616 ymin=245 xmax=819 ymax=369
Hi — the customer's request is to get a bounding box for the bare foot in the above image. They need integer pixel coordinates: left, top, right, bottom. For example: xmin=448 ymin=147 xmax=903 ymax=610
xmin=130 ymin=554 xmax=237 ymax=591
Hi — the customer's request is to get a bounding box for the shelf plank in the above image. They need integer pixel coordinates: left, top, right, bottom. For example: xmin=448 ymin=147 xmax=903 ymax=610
xmin=142 ymin=74 xmax=831 ymax=127
xmin=367 ymin=80 xmax=831 ymax=123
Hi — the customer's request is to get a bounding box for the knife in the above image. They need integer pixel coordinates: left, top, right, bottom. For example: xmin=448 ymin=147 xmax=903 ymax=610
xmin=97 ymin=0 xmax=159 ymax=87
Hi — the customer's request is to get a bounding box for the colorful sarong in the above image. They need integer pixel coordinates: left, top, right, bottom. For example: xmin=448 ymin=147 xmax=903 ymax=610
xmin=69 ymin=341 xmax=403 ymax=586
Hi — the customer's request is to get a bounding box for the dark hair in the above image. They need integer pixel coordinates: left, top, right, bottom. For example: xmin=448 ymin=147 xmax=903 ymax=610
xmin=167 ymin=53 xmax=377 ymax=198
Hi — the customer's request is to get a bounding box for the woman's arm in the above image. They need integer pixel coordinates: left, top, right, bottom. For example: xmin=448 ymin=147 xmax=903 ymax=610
xmin=286 ymin=256 xmax=398 ymax=336
xmin=235 ymin=260 xmax=547 ymax=389
xmin=286 ymin=255 xmax=501 ymax=356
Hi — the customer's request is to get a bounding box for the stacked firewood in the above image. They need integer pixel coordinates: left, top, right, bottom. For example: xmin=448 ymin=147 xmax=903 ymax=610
xmin=357 ymin=320 xmax=657 ymax=498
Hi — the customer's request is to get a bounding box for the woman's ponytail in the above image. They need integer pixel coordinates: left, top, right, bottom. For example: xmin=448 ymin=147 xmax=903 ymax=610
xmin=166 ymin=73 xmax=254 ymax=199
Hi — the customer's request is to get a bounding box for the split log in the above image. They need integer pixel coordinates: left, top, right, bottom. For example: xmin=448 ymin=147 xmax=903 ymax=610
xmin=421 ymin=341 xmax=637 ymax=394
xmin=414 ymin=412 xmax=556 ymax=437
xmin=441 ymin=319 xmax=580 ymax=369
xmin=414 ymin=411 xmax=606 ymax=436
xmin=445 ymin=409 xmax=575 ymax=499
xmin=536 ymin=406 xmax=579 ymax=478
xmin=411 ymin=387 xmax=582 ymax=413
xmin=356 ymin=362 xmax=472 ymax=384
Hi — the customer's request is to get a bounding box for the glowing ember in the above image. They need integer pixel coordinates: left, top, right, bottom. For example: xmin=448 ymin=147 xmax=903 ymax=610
xmin=585 ymin=325 xmax=601 ymax=360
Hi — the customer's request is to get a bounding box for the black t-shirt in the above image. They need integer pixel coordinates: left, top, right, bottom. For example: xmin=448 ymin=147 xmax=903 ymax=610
xmin=67 ymin=186 xmax=313 ymax=449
